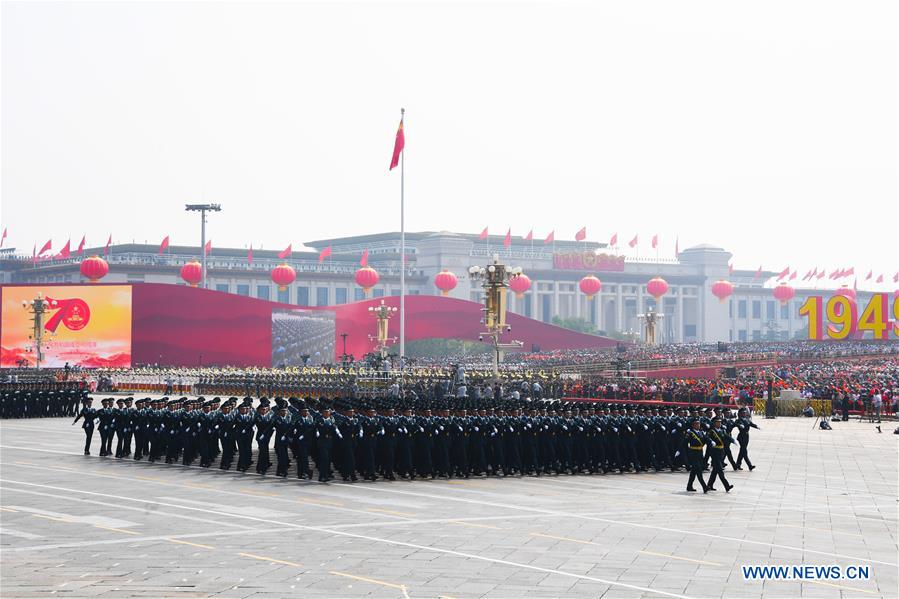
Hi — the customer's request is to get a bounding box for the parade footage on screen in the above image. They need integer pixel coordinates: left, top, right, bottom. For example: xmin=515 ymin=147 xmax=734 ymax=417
xmin=271 ymin=309 xmax=335 ymax=367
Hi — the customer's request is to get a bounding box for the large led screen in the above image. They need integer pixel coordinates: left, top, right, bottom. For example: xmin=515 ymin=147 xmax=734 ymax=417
xmin=1 ymin=285 xmax=132 ymax=368
xmin=272 ymin=309 xmax=335 ymax=367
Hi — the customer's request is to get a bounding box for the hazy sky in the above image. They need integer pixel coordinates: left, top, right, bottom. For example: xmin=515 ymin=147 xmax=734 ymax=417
xmin=2 ymin=1 xmax=897 ymax=287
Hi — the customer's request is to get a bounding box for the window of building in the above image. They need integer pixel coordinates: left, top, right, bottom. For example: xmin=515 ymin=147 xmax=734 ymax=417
xmin=256 ymin=285 xmax=270 ymax=301
xmin=751 ymin=300 xmax=761 ymax=319
xmin=766 ymin=300 xmax=775 ymax=320
xmin=523 ymin=293 xmax=532 ymax=318
xmin=778 ymin=330 xmax=789 ymax=340
xmin=373 ymin=288 xmax=384 ymax=298
xmin=236 ymin=284 xmax=250 ymax=297
xmin=354 ymin=288 xmax=365 ymax=301
xmin=738 ymin=329 xmax=747 ymax=342
xmin=738 ymin=300 xmax=747 ymax=319
xmin=316 ymin=287 xmax=329 ymax=306
xmin=780 ymin=303 xmax=790 ymax=319
xmin=297 ymin=287 xmax=309 ymax=306
xmin=684 ymin=324 xmax=697 ymax=339
xmin=216 ymin=283 xmax=229 ymax=293
xmin=728 ymin=330 xmax=733 ymax=341
xmin=335 ymin=288 xmax=348 ymax=304
xmin=752 ymin=330 xmax=761 ymax=341
xmin=390 ymin=289 xmax=400 ymax=296
xmin=277 ymin=287 xmax=290 ymax=304
xmin=541 ymin=294 xmax=552 ymax=322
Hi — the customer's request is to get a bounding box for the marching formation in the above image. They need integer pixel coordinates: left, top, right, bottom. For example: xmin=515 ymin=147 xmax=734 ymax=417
xmin=72 ymin=395 xmax=759 ymax=491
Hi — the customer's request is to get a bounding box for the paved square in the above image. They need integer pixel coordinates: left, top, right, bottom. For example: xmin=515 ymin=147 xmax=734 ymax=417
xmin=1 ymin=416 xmax=896 ymax=598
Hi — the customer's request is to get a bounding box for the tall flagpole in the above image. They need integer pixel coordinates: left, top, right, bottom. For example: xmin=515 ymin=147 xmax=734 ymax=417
xmin=399 ymin=107 xmax=406 ymax=375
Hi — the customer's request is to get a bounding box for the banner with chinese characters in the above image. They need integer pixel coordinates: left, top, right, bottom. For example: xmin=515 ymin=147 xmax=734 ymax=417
xmin=0 ymin=285 xmax=132 ymax=368
xmin=553 ymin=252 xmax=625 ymax=271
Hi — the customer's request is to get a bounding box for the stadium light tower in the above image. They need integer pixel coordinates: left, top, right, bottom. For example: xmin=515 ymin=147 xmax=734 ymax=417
xmin=185 ymin=204 xmax=221 ymax=289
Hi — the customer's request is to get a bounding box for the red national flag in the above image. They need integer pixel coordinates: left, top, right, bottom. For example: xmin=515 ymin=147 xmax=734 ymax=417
xmin=754 ymin=266 xmax=762 ymax=279
xmin=628 ymin=235 xmax=638 ymax=248
xmin=360 ymin=249 xmax=369 ymax=266
xmin=524 ymin=230 xmax=533 ymax=242
xmin=76 ymin=236 xmax=86 ymax=255
xmin=651 ymin=234 xmax=658 ymax=249
xmin=829 ymin=269 xmax=839 ymax=279
xmin=810 ymin=267 xmax=818 ymax=278
xmin=503 ymin=229 xmax=511 ymax=247
xmin=609 ymin=233 xmax=617 ymax=246
xmin=104 ymin=235 xmax=112 ymax=256
xmin=817 ymin=270 xmax=825 ymax=280
xmin=777 ymin=266 xmax=790 ymax=279
xmin=865 ymin=270 xmax=872 ymax=281
xmin=728 ymin=263 xmax=734 ymax=275
xmin=204 ymin=240 xmax=212 ymax=256
xmin=479 ymin=227 xmax=489 ymax=240
xmin=675 ymin=237 xmax=679 ymax=255
xmin=894 ymin=272 xmax=899 ymax=283
xmin=57 ymin=239 xmax=71 ymax=259
xmin=544 ymin=231 xmax=554 ymax=244
xmin=278 ymin=244 xmax=292 ymax=259
xmin=38 ymin=239 xmax=52 ymax=255
xmin=318 ymin=246 xmax=332 ymax=262
xmin=575 ymin=227 xmax=586 ymax=242
xmin=158 ymin=235 xmax=170 ymax=255
xmin=845 ymin=267 xmax=854 ymax=276
xmin=248 ymin=245 xmax=253 ymax=265
xmin=876 ymin=274 xmax=884 ymax=283
xmin=389 ymin=114 xmax=405 ymax=171
xmin=1 ymin=227 xmax=6 ymax=247
xmin=789 ymin=270 xmax=797 ymax=280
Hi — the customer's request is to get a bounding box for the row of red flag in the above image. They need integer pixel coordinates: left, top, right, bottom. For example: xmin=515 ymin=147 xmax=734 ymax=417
xmin=478 ymin=227 xmax=669 ymax=251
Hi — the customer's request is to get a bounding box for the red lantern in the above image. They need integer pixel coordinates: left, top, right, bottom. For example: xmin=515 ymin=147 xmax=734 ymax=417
xmin=772 ymin=282 xmax=795 ymax=305
xmin=434 ymin=269 xmax=458 ymax=296
xmin=79 ymin=255 xmax=108 ymax=283
xmin=271 ymin=263 xmax=296 ymax=292
xmin=579 ymin=274 xmax=602 ymax=300
xmin=711 ymin=279 xmax=733 ymax=303
xmin=354 ymin=266 xmax=380 ymax=296
xmin=509 ymin=273 xmax=531 ymax=298
xmin=835 ymin=285 xmax=856 ymax=301
xmin=647 ymin=276 xmax=669 ymax=301
xmin=180 ymin=260 xmax=202 ymax=287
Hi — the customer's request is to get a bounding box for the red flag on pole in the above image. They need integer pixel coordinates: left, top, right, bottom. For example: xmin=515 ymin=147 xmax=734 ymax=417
xmin=728 ymin=263 xmax=734 ymax=275
xmin=817 ymin=270 xmax=825 ymax=280
xmin=319 ymin=246 xmax=332 ymax=262
xmin=38 ymin=239 xmax=52 ymax=255
xmin=609 ymin=233 xmax=617 ymax=246
xmin=0 ymin=228 xmax=6 ymax=247
xmin=777 ymin=266 xmax=790 ymax=280
xmin=278 ymin=244 xmax=292 ymax=259
xmin=360 ymin=249 xmax=369 ymax=266
xmin=544 ymin=231 xmax=554 ymax=244
xmin=628 ymin=235 xmax=638 ymax=248
xmin=893 ymin=272 xmax=898 ymax=283
xmin=503 ymin=229 xmax=511 ymax=247
xmin=845 ymin=267 xmax=854 ymax=276
xmin=524 ymin=230 xmax=533 ymax=242
xmin=158 ymin=236 xmax=169 ymax=255
xmin=651 ymin=234 xmax=658 ymax=249
xmin=479 ymin=227 xmax=489 ymax=240
xmin=865 ymin=270 xmax=872 ymax=281
xmin=248 ymin=245 xmax=253 ymax=265
xmin=389 ymin=114 xmax=405 ymax=171
xmin=789 ymin=270 xmax=797 ymax=280
xmin=77 ymin=236 xmax=85 ymax=255
xmin=675 ymin=237 xmax=679 ymax=255
xmin=754 ymin=266 xmax=762 ymax=279
xmin=104 ymin=235 xmax=112 ymax=256
xmin=58 ymin=239 xmax=71 ymax=259
xmin=575 ymin=227 xmax=586 ymax=242
xmin=204 ymin=240 xmax=212 ymax=256
xmin=876 ymin=274 xmax=884 ymax=283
